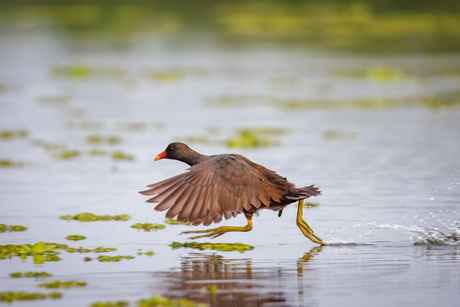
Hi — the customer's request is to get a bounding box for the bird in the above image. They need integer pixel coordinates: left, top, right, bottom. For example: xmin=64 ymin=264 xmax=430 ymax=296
xmin=140 ymin=142 xmax=326 ymax=245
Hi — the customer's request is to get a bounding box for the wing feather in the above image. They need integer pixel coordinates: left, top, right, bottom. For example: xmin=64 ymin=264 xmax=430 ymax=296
xmin=141 ymin=154 xmax=292 ymax=225
xmin=165 ymin=185 xmax=194 ymax=219
xmin=177 ymin=186 xmax=199 ymax=222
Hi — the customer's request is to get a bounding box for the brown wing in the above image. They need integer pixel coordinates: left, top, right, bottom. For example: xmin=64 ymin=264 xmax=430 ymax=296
xmin=139 ymin=154 xmax=289 ymax=226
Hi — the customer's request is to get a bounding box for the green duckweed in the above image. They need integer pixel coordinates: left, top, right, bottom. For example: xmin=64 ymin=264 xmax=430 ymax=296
xmin=0 ymin=224 xmax=27 ymax=232
xmin=164 ymin=219 xmax=191 ymax=226
xmin=227 ymin=129 xmax=274 ymax=148
xmin=147 ymin=70 xmax=183 ymax=83
xmin=136 ymin=249 xmax=155 ymax=256
xmin=0 ymin=130 xmax=28 ymax=140
xmin=67 ymin=247 xmax=116 ymax=253
xmin=111 ymin=151 xmax=134 ymax=161
xmin=0 ymin=291 xmax=62 ymax=303
xmin=112 ymin=215 xmax=131 ymax=221
xmin=206 ymin=94 xmax=460 ymax=111
xmin=90 ymin=301 xmax=130 ymax=307
xmin=131 ymin=223 xmax=165 ymax=231
xmin=322 ymin=130 xmax=356 ymax=140
xmin=91 ymin=295 xmax=207 ymax=307
xmin=97 ymin=255 xmax=135 ymax=262
xmin=87 ymin=149 xmax=107 ymax=156
xmin=60 ymin=213 xmax=130 ymax=222
xmin=170 ymin=242 xmax=254 ymax=253
xmin=0 ymin=160 xmax=13 ymax=167
xmin=9 ymin=271 xmax=53 ymax=278
xmin=37 ymin=280 xmax=87 ymax=289
xmin=51 ymin=64 xmax=124 ymax=80
xmin=54 ymin=148 xmax=80 ymax=160
xmin=137 ymin=295 xmax=208 ymax=307
xmin=86 ymin=135 xmax=122 ymax=145
xmin=32 ymin=141 xmax=80 ymax=160
xmin=0 ymin=241 xmax=67 ymax=263
xmin=65 ymin=235 xmax=86 ymax=241
xmin=0 ymin=160 xmax=26 ymax=167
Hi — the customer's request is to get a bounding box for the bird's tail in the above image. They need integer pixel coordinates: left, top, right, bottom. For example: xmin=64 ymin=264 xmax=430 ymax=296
xmin=285 ymin=185 xmax=321 ymax=200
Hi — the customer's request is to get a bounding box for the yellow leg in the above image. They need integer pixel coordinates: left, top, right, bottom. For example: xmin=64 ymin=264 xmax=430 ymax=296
xmin=297 ymin=200 xmax=327 ymax=245
xmin=182 ymin=219 xmax=253 ymax=239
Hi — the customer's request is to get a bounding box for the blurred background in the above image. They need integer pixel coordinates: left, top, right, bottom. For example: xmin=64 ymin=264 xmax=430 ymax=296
xmin=2 ymin=0 xmax=460 ymax=52
xmin=1 ymin=1 xmax=460 ymax=306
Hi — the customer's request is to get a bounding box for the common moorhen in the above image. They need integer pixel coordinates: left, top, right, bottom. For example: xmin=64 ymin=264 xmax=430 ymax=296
xmin=140 ymin=142 xmax=326 ymax=245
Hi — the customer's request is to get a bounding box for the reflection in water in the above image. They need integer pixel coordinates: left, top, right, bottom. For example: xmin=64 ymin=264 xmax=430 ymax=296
xmin=156 ymin=248 xmax=323 ymax=307
xmin=296 ymin=246 xmax=324 ymax=307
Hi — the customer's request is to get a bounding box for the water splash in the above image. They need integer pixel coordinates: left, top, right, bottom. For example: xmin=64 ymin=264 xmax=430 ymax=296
xmin=377 ymin=222 xmax=460 ymax=245
xmin=410 ymin=224 xmax=460 ymax=245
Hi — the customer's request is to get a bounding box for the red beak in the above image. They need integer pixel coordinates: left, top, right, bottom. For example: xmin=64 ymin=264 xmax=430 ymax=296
xmin=154 ymin=150 xmax=166 ymax=161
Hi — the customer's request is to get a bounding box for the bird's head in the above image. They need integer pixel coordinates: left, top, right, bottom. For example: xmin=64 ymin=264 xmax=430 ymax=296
xmin=154 ymin=142 xmax=192 ymax=162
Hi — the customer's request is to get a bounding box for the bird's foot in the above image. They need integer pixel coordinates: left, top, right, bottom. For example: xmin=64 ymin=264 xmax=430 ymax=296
xmin=297 ymin=200 xmax=327 ymax=246
xmin=182 ymin=220 xmax=253 ymax=240
xmin=297 ymin=218 xmax=327 ymax=245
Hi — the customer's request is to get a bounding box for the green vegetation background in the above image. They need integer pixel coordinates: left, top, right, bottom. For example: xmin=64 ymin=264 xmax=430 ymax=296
xmin=1 ymin=0 xmax=460 ymax=53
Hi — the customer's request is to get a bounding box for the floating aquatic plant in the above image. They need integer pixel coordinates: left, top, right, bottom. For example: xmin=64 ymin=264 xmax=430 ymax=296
xmin=206 ymin=94 xmax=460 ymax=111
xmin=9 ymin=272 xmax=53 ymax=278
xmin=170 ymin=242 xmax=254 ymax=253
xmin=137 ymin=250 xmax=155 ymax=256
xmin=0 ymin=160 xmax=14 ymax=167
xmin=0 ymin=242 xmax=67 ymax=263
xmin=38 ymin=280 xmax=87 ymax=289
xmin=164 ymin=219 xmax=191 ymax=226
xmin=0 ymin=130 xmax=28 ymax=140
xmin=131 ymin=223 xmax=165 ymax=231
xmin=31 ymin=141 xmax=79 ymax=160
xmin=65 ymin=235 xmax=86 ymax=241
xmin=227 ymin=129 xmax=278 ymax=148
xmin=86 ymin=135 xmax=122 ymax=145
xmin=90 ymin=300 xmax=129 ymax=307
xmin=97 ymin=255 xmax=135 ymax=262
xmin=67 ymin=247 xmax=117 ymax=253
xmin=67 ymin=121 xmax=105 ymax=131
xmin=0 ymin=291 xmax=62 ymax=303
xmin=53 ymin=148 xmax=80 ymax=160
xmin=322 ymin=130 xmax=356 ymax=140
xmin=91 ymin=295 xmax=207 ymax=307
xmin=87 ymin=149 xmax=107 ymax=156
xmin=146 ymin=70 xmax=183 ymax=83
xmin=333 ymin=65 xmax=409 ymax=82
xmin=0 ymin=224 xmax=27 ymax=232
xmin=51 ymin=64 xmax=125 ymax=80
xmin=60 ymin=213 xmax=130 ymax=222
xmin=111 ymin=150 xmax=134 ymax=161
xmin=0 ymin=160 xmax=26 ymax=167
xmin=137 ymin=295 xmax=208 ymax=307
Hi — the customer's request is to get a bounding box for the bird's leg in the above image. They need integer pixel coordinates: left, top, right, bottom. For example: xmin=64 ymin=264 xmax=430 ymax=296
xmin=182 ymin=218 xmax=253 ymax=240
xmin=296 ymin=200 xmax=327 ymax=245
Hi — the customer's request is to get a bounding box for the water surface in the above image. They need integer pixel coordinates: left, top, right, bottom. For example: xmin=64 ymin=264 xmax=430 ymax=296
xmin=1 ymin=24 xmax=460 ymax=307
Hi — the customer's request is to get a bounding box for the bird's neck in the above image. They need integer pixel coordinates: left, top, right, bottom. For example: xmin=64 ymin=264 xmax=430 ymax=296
xmin=180 ymin=152 xmax=210 ymax=166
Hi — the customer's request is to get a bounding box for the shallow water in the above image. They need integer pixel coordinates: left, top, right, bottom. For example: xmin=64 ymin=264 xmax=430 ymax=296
xmin=1 ymin=25 xmax=460 ymax=307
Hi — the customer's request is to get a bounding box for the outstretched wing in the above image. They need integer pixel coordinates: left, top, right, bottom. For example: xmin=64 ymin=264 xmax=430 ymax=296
xmin=139 ymin=154 xmax=288 ymax=226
